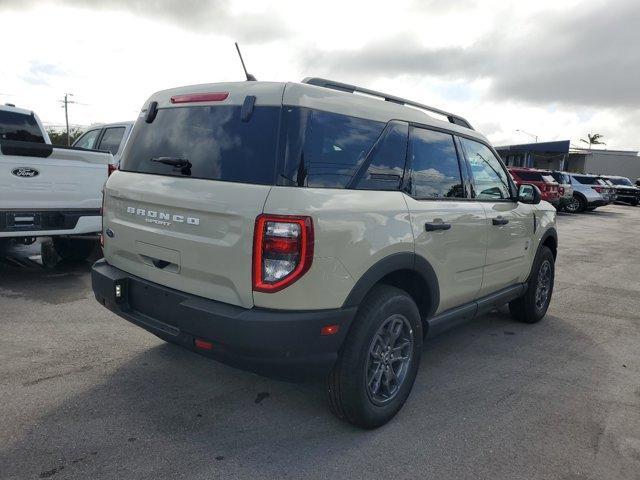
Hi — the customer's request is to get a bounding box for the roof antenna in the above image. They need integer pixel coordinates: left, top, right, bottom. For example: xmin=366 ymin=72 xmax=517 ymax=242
xmin=235 ymin=42 xmax=257 ymax=81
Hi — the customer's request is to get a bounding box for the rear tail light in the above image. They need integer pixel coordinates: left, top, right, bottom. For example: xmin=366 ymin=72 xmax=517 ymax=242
xmin=194 ymin=338 xmax=213 ymax=350
xmin=108 ymin=163 xmax=118 ymax=176
xmin=592 ymin=186 xmax=603 ymax=193
xmin=253 ymin=214 xmax=313 ymax=293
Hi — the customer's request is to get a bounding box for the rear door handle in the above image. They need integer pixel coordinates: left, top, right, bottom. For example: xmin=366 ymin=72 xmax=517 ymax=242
xmin=425 ymin=222 xmax=451 ymax=231
xmin=492 ymin=216 xmax=509 ymax=226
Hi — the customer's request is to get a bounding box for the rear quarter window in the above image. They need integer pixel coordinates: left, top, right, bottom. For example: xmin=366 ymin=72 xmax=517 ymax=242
xmin=280 ymin=107 xmax=385 ymax=188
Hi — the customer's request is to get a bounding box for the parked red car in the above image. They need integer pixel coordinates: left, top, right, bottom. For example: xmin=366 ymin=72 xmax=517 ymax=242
xmin=508 ymin=167 xmax=561 ymax=207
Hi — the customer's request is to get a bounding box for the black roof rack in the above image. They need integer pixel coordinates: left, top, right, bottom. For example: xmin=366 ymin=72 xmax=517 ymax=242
xmin=301 ymin=77 xmax=473 ymax=130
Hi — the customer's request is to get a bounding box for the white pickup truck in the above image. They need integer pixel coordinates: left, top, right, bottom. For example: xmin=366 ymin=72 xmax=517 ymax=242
xmin=0 ymin=104 xmax=113 ymax=261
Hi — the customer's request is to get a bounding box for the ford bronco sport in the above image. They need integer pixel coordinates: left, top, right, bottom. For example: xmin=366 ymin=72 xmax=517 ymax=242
xmin=91 ymin=78 xmax=557 ymax=429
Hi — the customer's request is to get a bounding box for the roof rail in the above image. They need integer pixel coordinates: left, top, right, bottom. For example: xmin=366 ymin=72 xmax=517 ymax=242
xmin=301 ymin=77 xmax=474 ymax=130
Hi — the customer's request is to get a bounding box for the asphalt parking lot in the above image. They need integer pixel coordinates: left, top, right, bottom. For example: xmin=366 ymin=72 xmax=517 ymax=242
xmin=1 ymin=205 xmax=639 ymax=480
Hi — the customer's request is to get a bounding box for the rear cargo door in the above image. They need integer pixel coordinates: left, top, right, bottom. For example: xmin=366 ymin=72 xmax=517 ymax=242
xmin=103 ymin=83 xmax=285 ymax=308
xmin=0 ymin=141 xmax=110 ymax=210
xmin=104 ymin=174 xmax=270 ymax=308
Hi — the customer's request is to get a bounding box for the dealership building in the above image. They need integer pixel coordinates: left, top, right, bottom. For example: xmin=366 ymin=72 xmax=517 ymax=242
xmin=496 ymin=141 xmax=640 ymax=180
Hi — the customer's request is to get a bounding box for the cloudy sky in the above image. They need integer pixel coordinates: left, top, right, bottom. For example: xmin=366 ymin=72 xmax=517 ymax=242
xmin=1 ymin=0 xmax=638 ymax=150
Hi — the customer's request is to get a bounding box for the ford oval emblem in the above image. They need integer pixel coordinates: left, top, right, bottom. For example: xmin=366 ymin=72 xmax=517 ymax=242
xmin=11 ymin=167 xmax=39 ymax=178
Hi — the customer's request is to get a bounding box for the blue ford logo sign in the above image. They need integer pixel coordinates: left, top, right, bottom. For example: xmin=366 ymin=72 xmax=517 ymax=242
xmin=12 ymin=167 xmax=39 ymax=178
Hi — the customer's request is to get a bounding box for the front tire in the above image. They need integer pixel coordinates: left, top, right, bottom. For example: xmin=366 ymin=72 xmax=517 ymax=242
xmin=509 ymin=246 xmax=555 ymax=324
xmin=52 ymin=237 xmax=96 ymax=262
xmin=327 ymin=285 xmax=423 ymax=429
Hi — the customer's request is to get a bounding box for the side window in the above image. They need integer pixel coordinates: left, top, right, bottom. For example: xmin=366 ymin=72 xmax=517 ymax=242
xmin=97 ymin=127 xmax=126 ymax=155
xmin=460 ymin=138 xmax=511 ymax=200
xmin=352 ymin=121 xmax=408 ymax=191
xmin=408 ymin=127 xmax=464 ymax=199
xmin=74 ymin=129 xmax=101 ymax=149
xmin=281 ymin=107 xmax=385 ymax=188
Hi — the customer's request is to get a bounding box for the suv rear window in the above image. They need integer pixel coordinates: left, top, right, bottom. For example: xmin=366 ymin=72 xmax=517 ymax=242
xmin=0 ymin=110 xmax=45 ymax=143
xmin=551 ymin=172 xmax=570 ymax=184
xmin=121 ymin=105 xmax=280 ymax=185
xmin=608 ymin=177 xmax=633 ymax=186
xmin=572 ymin=175 xmax=598 ymax=185
xmin=513 ymin=170 xmax=543 ymax=181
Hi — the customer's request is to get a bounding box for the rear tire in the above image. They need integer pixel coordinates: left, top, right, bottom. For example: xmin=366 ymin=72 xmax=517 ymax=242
xmin=509 ymin=246 xmax=554 ymax=324
xmin=52 ymin=237 xmax=96 ymax=262
xmin=565 ymin=194 xmax=585 ymax=213
xmin=327 ymin=285 xmax=422 ymax=429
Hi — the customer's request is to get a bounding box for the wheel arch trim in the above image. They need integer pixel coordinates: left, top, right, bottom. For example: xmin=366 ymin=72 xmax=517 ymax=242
xmin=342 ymin=252 xmax=440 ymax=317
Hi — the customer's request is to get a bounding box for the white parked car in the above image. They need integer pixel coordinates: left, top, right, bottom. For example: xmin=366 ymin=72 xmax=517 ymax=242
xmin=0 ymin=104 xmax=113 ymax=260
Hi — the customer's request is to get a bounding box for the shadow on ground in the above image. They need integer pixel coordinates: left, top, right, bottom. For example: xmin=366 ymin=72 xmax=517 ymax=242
xmin=1 ymin=307 xmax=627 ymax=480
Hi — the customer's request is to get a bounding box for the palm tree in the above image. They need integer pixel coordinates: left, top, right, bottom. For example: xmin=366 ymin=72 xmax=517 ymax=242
xmin=580 ymin=133 xmax=606 ymax=149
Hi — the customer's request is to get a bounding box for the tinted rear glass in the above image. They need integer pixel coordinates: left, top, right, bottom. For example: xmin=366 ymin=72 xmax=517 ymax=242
xmin=0 ymin=111 xmax=45 ymax=143
xmin=572 ymin=175 xmax=598 ymax=185
xmin=513 ymin=170 xmax=543 ymax=181
xmin=551 ymin=172 xmax=570 ymax=184
xmin=121 ymin=106 xmax=280 ymax=185
xmin=350 ymin=121 xmax=408 ymax=191
xmin=609 ymin=177 xmax=633 ymax=186
xmin=280 ymin=107 xmax=385 ymax=188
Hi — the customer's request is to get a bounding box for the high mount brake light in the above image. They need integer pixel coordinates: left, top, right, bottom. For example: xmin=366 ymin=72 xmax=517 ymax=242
xmin=252 ymin=214 xmax=313 ymax=293
xmin=170 ymin=92 xmax=229 ymax=104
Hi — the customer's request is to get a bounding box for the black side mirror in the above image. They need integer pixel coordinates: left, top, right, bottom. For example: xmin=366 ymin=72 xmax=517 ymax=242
xmin=518 ymin=184 xmax=542 ymax=204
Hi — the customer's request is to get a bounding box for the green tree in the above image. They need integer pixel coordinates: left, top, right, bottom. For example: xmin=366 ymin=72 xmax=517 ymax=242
xmin=580 ymin=133 xmax=606 ymax=149
xmin=46 ymin=127 xmax=84 ymax=146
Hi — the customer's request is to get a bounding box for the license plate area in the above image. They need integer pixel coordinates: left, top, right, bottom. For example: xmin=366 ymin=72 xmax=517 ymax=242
xmin=6 ymin=212 xmax=41 ymax=229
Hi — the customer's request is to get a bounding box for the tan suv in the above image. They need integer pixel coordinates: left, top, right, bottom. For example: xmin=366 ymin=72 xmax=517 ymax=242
xmin=92 ymin=78 xmax=558 ymax=428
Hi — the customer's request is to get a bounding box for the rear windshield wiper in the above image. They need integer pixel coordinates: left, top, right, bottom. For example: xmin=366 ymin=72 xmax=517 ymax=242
xmin=150 ymin=157 xmax=192 ymax=168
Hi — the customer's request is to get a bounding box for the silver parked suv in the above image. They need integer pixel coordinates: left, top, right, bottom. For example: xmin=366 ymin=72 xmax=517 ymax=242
xmin=92 ymin=78 xmax=558 ymax=428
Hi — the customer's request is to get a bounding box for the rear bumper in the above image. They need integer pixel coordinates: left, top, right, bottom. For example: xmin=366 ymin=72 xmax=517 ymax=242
xmin=615 ymin=193 xmax=639 ymax=203
xmin=586 ymin=199 xmax=607 ymax=208
xmin=91 ymin=259 xmax=356 ymax=379
xmin=0 ymin=210 xmax=101 ymax=238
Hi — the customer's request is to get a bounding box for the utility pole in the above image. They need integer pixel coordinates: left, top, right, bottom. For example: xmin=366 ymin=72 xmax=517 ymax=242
xmin=60 ymin=93 xmax=76 ymax=145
